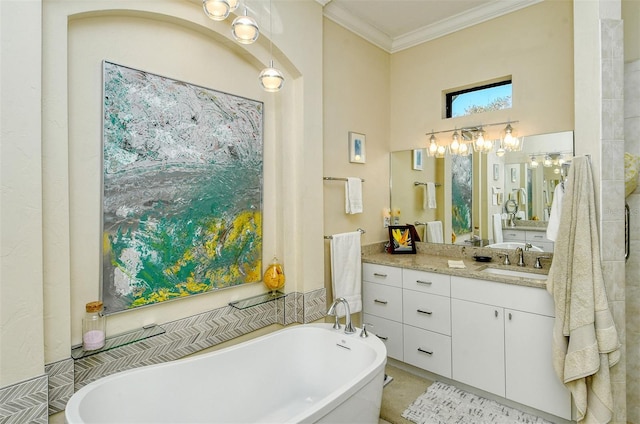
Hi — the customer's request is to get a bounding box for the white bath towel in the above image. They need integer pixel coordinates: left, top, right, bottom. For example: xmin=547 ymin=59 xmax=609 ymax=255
xmin=426 ymin=221 xmax=443 ymax=243
xmin=546 ymin=183 xmax=564 ymax=241
xmin=492 ymin=213 xmax=503 ymax=243
xmin=330 ymin=231 xmax=362 ymax=316
xmin=546 ymin=157 xmax=620 ymax=424
xmin=423 ymin=182 xmax=437 ymax=209
xmin=345 ymin=178 xmax=363 ymax=214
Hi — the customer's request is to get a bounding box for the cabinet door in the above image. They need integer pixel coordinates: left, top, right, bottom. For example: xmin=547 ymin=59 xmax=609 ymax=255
xmin=505 ymin=309 xmax=571 ymax=420
xmin=451 ymin=298 xmax=505 ymax=397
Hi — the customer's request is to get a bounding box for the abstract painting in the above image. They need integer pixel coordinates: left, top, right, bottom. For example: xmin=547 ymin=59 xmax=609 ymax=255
xmin=102 ymin=61 xmax=263 ymax=314
xmin=451 ymin=154 xmax=472 ymax=238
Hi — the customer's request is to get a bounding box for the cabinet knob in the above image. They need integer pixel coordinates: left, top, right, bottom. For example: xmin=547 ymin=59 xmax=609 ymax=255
xmin=495 ymin=310 xmax=498 ymax=318
xmin=509 ymin=312 xmax=513 ymax=320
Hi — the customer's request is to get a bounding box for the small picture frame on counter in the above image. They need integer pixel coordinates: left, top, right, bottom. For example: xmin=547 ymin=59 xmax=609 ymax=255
xmin=388 ymin=225 xmax=417 ymax=254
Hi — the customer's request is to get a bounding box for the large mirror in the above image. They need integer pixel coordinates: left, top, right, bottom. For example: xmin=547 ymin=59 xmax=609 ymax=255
xmin=390 ymin=131 xmax=574 ymax=246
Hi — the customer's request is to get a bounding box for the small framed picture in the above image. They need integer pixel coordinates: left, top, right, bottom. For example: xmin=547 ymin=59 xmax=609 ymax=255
xmin=412 ymin=149 xmax=424 ymax=171
xmin=349 ymin=132 xmax=366 ymax=164
xmin=388 ymin=225 xmax=417 ymax=254
xmin=511 ymin=168 xmax=517 ymax=183
xmin=493 ymin=164 xmax=500 ymax=181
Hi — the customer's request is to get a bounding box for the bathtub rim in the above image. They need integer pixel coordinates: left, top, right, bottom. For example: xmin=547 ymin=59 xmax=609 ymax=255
xmin=65 ymin=322 xmax=387 ymax=424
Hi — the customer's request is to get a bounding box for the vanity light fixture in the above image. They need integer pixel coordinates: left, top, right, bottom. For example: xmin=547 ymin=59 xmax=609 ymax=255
xmin=424 ymin=120 xmax=519 ymax=158
xmin=472 ymin=128 xmax=493 ymax=153
xmin=529 ymin=155 xmax=539 ymax=168
xmin=232 ymin=8 xmax=260 ymax=44
xmin=203 ymin=0 xmax=232 ymax=21
xmin=259 ymin=0 xmax=284 ymax=91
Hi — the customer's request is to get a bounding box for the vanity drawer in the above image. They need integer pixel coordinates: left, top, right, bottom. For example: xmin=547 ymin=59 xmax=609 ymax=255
xmin=363 ymin=313 xmax=403 ymax=360
xmin=363 ymin=281 xmax=402 ymax=321
xmin=502 ymin=229 xmax=525 ymax=241
xmin=525 ymin=231 xmax=552 ymax=243
xmin=403 ymin=291 xmax=451 ymax=335
xmin=402 ymin=269 xmax=450 ymax=296
xmin=403 ymin=324 xmax=451 ymax=378
xmin=363 ymin=263 xmax=402 ymax=288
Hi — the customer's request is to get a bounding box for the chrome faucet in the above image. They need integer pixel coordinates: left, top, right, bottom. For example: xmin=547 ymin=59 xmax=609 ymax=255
xmin=327 ymin=298 xmax=356 ymax=334
xmin=515 ymin=247 xmax=526 ymax=267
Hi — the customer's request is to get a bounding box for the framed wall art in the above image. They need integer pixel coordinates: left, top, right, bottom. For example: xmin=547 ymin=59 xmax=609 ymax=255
xmin=349 ymin=131 xmax=366 ymax=164
xmin=101 ymin=61 xmax=263 ymax=314
xmin=412 ymin=149 xmax=424 ymax=170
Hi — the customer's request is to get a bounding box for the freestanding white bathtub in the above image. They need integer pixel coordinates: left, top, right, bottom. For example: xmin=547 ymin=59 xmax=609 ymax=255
xmin=65 ymin=323 xmax=387 ymax=423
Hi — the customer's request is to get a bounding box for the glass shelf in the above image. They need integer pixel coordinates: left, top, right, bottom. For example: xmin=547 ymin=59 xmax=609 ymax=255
xmin=229 ymin=291 xmax=285 ymax=310
xmin=71 ymin=323 xmax=166 ymax=360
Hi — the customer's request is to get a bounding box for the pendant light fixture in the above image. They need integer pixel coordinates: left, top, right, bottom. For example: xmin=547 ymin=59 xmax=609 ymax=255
xmin=232 ymin=8 xmax=260 ymax=44
xmin=203 ymin=0 xmax=232 ymax=21
xmin=259 ymin=0 xmax=284 ymax=92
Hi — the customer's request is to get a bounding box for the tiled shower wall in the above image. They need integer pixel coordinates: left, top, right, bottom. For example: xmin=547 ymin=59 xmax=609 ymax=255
xmin=625 ymin=59 xmax=640 ymax=424
xmin=0 ymin=289 xmax=325 ymax=421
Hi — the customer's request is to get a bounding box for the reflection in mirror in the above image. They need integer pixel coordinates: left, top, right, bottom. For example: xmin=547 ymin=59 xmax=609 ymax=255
xmin=390 ymin=131 xmax=574 ymax=247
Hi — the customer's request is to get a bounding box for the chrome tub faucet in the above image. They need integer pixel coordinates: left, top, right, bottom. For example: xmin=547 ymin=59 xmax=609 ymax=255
xmin=327 ymin=298 xmax=356 ymax=334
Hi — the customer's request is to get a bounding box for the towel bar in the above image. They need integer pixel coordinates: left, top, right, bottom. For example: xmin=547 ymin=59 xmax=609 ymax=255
xmin=323 ymin=177 xmax=365 ymax=182
xmin=413 ymin=181 xmax=442 ymax=187
xmin=324 ymin=228 xmax=366 ymax=239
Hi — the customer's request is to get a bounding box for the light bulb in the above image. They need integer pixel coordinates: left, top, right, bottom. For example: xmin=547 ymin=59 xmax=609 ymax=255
xmin=227 ymin=0 xmax=239 ymax=12
xmin=259 ymin=61 xmax=285 ymax=92
xmin=530 ymin=156 xmax=539 ymax=168
xmin=450 ymin=131 xmax=460 ymax=155
xmin=203 ymin=0 xmax=231 ymax=21
xmin=428 ymin=135 xmax=438 ymax=156
xmin=232 ymin=10 xmax=259 ymax=44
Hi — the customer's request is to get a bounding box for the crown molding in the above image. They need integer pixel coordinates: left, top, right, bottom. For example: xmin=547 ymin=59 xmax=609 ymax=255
xmin=322 ymin=1 xmax=392 ymax=52
xmin=322 ymin=0 xmax=542 ymax=54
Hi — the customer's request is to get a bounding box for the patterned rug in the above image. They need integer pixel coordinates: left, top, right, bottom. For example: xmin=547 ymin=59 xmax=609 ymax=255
xmin=402 ymin=381 xmax=554 ymax=424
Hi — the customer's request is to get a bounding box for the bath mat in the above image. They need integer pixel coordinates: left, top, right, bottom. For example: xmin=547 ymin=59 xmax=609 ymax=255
xmin=402 ymin=381 xmax=553 ymax=424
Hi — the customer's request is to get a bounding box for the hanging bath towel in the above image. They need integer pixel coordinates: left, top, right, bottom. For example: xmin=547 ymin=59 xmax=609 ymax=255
xmin=345 ymin=177 xmax=363 ymax=214
xmin=546 ymin=156 xmax=620 ymax=424
xmin=426 ymin=221 xmax=443 ymax=243
xmin=330 ymin=231 xmax=362 ymax=316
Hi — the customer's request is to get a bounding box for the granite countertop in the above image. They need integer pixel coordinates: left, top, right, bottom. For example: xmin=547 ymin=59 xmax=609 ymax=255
xmin=361 ymin=242 xmax=551 ymax=290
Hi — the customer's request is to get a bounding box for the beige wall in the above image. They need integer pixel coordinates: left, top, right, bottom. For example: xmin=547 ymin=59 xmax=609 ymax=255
xmin=0 ymin=0 xmax=45 ymax=385
xmin=623 ymin=0 xmax=640 ymax=62
xmin=322 ymin=18 xmax=391 ymax=304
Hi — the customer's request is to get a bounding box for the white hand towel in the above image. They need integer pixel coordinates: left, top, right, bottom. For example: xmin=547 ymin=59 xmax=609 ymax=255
xmin=426 ymin=221 xmax=443 ymax=243
xmin=426 ymin=182 xmax=437 ymax=209
xmin=330 ymin=232 xmax=362 ymax=316
xmin=345 ymin=178 xmax=363 ymax=214
xmin=546 ymin=183 xmax=564 ymax=241
xmin=492 ymin=213 xmax=503 ymax=243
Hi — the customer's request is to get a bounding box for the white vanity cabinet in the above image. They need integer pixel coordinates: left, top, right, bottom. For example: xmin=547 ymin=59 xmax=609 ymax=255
xmin=450 ymin=276 xmax=571 ymax=420
xmin=362 ymin=264 xmax=403 ymax=360
xmin=502 ymin=228 xmax=554 ymax=252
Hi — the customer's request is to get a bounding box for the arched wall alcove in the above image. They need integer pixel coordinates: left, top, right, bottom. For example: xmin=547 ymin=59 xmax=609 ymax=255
xmin=42 ymin=0 xmax=322 ymax=364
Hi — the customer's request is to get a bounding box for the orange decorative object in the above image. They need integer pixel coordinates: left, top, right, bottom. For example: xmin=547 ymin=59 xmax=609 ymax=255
xmin=263 ymin=256 xmax=285 ymax=292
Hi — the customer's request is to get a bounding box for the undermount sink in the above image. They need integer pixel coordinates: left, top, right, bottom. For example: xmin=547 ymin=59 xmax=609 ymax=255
xmin=485 ymin=242 xmax=544 ymax=252
xmin=480 ymin=267 xmax=548 ymax=280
